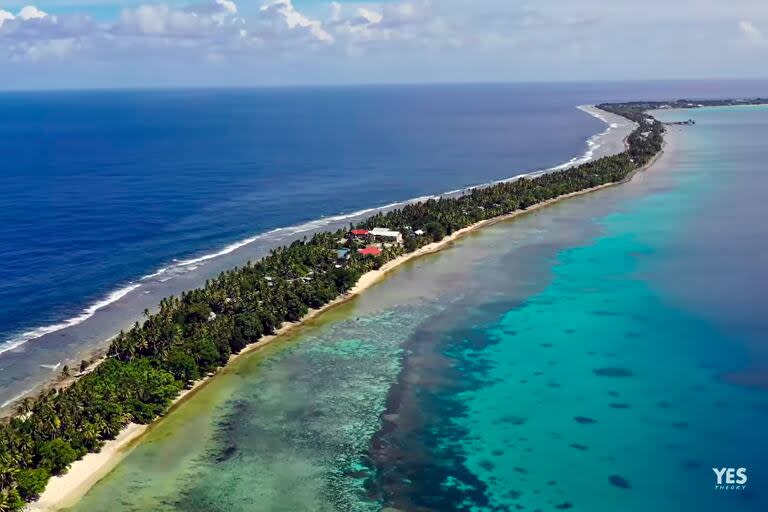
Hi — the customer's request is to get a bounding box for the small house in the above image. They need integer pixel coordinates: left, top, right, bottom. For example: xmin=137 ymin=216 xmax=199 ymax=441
xmin=369 ymin=228 xmax=403 ymax=244
xmin=358 ymin=246 xmax=382 ymax=256
xmin=336 ymin=248 xmax=351 ymax=261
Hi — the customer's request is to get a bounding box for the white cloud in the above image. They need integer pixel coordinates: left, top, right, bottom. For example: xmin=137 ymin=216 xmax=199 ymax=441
xmin=18 ymin=5 xmax=47 ymax=21
xmin=0 ymin=5 xmax=91 ymax=61
xmin=330 ymin=2 xmax=342 ymax=23
xmin=739 ymin=20 xmax=765 ymax=45
xmin=0 ymin=0 xmax=444 ymax=62
xmin=217 ymin=0 xmax=237 ymax=15
xmin=329 ymin=1 xmax=460 ymax=54
xmin=260 ymin=0 xmax=333 ymax=43
xmin=0 ymin=10 xmax=15 ymax=28
xmin=357 ymin=8 xmax=383 ymax=25
xmin=4 ymin=0 xmax=767 ymax=85
xmin=0 ymin=5 xmax=48 ymax=28
xmin=116 ymin=5 xmax=209 ymax=37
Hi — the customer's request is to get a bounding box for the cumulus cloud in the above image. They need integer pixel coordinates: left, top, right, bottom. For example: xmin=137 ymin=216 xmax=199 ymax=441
xmin=0 ymin=10 xmax=15 ymax=28
xmin=5 ymin=0 xmax=764 ymax=76
xmin=0 ymin=0 xmax=452 ymax=61
xmin=0 ymin=5 xmax=95 ymax=60
xmin=739 ymin=20 xmax=765 ymax=45
xmin=328 ymin=0 xmax=459 ymax=54
xmin=18 ymin=6 xmax=47 ymax=21
xmin=116 ymin=5 xmax=215 ymax=37
xmin=260 ymin=0 xmax=333 ymax=43
xmin=0 ymin=4 xmax=48 ymax=28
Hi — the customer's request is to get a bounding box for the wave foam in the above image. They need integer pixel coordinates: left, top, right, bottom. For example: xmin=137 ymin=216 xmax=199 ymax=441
xmin=1 ymin=386 xmax=37 ymax=409
xmin=0 ymin=283 xmax=142 ymax=356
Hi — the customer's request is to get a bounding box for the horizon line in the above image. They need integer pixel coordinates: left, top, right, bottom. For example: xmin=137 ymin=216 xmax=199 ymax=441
xmin=2 ymin=77 xmax=768 ymax=95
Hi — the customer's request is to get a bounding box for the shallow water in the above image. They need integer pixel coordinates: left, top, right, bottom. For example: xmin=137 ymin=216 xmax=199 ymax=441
xmin=71 ymin=106 xmax=768 ymax=511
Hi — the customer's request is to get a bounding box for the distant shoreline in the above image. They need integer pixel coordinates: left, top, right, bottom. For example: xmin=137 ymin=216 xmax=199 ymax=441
xmin=27 ymin=106 xmax=665 ymax=511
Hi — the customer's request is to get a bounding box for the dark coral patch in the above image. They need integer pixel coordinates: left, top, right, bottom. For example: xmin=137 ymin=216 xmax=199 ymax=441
xmin=555 ymin=502 xmax=573 ymax=509
xmin=214 ymin=444 xmax=238 ymax=463
xmin=500 ymin=415 xmax=527 ymax=425
xmin=609 ymin=475 xmax=632 ymax=489
xmin=593 ymin=367 xmax=634 ymax=377
xmin=479 ymin=460 xmax=495 ymax=471
xmin=573 ymin=416 xmax=597 ymax=424
xmin=513 ymin=467 xmax=528 ymax=474
xmin=570 ymin=443 xmax=589 ymax=451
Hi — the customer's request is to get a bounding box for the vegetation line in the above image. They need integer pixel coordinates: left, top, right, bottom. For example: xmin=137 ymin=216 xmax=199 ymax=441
xmin=1 ymin=99 xmax=755 ymax=511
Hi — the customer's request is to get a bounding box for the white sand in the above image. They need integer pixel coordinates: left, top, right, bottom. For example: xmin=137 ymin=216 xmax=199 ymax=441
xmin=27 ymin=424 xmax=146 ymax=511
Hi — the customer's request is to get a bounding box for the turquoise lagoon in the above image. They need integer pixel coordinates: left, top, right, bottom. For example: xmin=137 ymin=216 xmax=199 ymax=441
xmin=70 ymin=106 xmax=768 ymax=512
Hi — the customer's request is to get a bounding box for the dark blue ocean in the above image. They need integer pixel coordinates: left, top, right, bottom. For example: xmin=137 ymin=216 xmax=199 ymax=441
xmin=1 ymin=81 xmax=766 ymax=407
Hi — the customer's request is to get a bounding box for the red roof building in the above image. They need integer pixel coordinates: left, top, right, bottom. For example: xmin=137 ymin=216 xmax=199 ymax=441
xmin=351 ymin=229 xmax=369 ymax=236
xmin=357 ymin=247 xmax=382 ymax=256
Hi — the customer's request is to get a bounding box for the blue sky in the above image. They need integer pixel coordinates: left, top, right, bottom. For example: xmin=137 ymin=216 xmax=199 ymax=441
xmin=1 ymin=0 xmax=767 ymax=89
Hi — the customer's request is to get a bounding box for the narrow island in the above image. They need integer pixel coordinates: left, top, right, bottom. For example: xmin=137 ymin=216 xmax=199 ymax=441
xmin=0 ymin=98 xmax=765 ymax=511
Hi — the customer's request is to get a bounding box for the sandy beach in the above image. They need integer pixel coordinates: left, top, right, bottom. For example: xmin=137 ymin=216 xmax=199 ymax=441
xmin=26 ymin=107 xmax=661 ymax=512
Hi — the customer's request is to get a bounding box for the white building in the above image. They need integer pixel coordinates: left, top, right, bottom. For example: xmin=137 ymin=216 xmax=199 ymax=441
xmin=369 ymin=227 xmax=403 ymax=243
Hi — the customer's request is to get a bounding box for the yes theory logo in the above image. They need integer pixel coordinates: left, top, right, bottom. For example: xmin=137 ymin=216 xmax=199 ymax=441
xmin=712 ymin=467 xmax=747 ymax=490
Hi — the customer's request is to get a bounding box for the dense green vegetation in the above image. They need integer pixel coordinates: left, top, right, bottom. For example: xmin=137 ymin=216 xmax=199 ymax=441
xmin=0 ymin=104 xmax=664 ymax=510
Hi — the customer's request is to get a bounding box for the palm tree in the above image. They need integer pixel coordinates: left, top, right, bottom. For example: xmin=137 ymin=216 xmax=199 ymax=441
xmin=0 ymin=463 xmax=16 ymax=491
xmin=14 ymin=399 xmax=33 ymax=417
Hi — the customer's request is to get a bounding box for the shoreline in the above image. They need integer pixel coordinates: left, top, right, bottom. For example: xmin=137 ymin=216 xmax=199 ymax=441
xmin=28 ymin=112 xmax=669 ymax=512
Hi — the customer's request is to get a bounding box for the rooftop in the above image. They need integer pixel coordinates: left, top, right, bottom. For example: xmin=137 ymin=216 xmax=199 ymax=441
xmin=358 ymin=246 xmax=382 ymax=256
xmin=369 ymin=228 xmax=401 ymax=238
